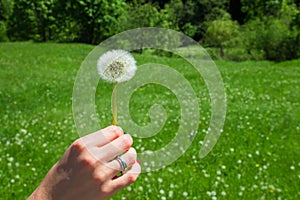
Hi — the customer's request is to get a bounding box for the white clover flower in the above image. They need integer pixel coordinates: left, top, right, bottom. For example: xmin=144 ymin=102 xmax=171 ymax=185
xmin=97 ymin=49 xmax=137 ymax=83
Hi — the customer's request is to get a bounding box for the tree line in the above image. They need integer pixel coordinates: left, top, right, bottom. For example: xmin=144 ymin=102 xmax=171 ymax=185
xmin=1 ymin=0 xmax=300 ymax=61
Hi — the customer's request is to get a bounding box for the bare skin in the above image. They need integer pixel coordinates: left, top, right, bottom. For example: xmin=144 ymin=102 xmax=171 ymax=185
xmin=28 ymin=126 xmax=141 ymax=200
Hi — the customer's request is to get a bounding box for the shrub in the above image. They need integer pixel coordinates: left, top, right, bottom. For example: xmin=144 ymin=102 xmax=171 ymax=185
xmin=241 ymin=18 xmax=300 ymax=61
xmin=204 ymin=19 xmax=240 ymax=58
xmin=0 ymin=21 xmax=8 ymax=42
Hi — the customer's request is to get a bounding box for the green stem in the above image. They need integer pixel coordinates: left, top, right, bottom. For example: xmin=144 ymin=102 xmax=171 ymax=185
xmin=112 ymin=83 xmax=118 ymax=125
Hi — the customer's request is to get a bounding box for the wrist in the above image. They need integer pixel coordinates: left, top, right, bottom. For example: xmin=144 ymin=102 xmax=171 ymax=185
xmin=28 ymin=181 xmax=52 ymax=200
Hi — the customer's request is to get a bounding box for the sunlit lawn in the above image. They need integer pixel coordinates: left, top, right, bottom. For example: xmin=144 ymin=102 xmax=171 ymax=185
xmin=0 ymin=42 xmax=299 ymax=199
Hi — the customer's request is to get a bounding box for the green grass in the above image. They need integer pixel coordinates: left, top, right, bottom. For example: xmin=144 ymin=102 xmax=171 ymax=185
xmin=0 ymin=42 xmax=300 ymax=199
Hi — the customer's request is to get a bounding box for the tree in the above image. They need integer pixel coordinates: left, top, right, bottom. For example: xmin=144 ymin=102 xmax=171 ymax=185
xmin=0 ymin=0 xmax=13 ymax=41
xmin=240 ymin=1 xmax=300 ymax=61
xmin=0 ymin=0 xmax=13 ymax=22
xmin=60 ymin=0 xmax=126 ymax=44
xmin=205 ymin=15 xmax=240 ymax=57
xmin=8 ymin=0 xmax=37 ymax=41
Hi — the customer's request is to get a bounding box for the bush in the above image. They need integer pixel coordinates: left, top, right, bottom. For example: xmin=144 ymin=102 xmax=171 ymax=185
xmin=224 ymin=48 xmax=251 ymax=61
xmin=204 ymin=18 xmax=240 ymax=58
xmin=0 ymin=21 xmax=8 ymax=42
xmin=262 ymin=19 xmax=295 ymax=61
xmin=241 ymin=18 xmax=300 ymax=61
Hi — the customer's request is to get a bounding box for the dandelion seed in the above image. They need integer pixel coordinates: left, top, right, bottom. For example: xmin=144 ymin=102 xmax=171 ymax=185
xmin=263 ymin=165 xmax=267 ymax=170
xmin=127 ymin=186 xmax=132 ymax=191
xmin=290 ymin=165 xmax=295 ymax=170
xmin=182 ymin=192 xmax=188 ymax=197
xmin=7 ymin=157 xmax=14 ymax=162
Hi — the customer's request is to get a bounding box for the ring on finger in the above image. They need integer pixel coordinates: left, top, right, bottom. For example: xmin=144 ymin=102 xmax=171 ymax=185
xmin=115 ymin=156 xmax=128 ymax=175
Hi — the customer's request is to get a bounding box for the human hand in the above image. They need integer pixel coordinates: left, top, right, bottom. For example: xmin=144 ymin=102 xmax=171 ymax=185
xmin=28 ymin=126 xmax=141 ymax=200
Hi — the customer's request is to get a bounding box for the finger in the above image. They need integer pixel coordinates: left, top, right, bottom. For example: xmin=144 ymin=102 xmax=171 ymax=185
xmin=109 ymin=162 xmax=141 ymax=192
xmin=92 ymin=134 xmax=133 ymax=162
xmin=105 ymin=147 xmax=137 ymax=177
xmin=80 ymin=126 xmax=124 ymax=147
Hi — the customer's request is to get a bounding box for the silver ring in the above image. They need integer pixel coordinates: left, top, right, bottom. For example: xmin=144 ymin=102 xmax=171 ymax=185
xmin=115 ymin=156 xmax=128 ymax=175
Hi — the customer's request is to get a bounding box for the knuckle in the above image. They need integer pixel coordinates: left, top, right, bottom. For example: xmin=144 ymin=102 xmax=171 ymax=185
xmin=93 ymin=170 xmax=107 ymax=183
xmin=72 ymin=139 xmax=86 ymax=152
xmin=78 ymin=153 xmax=95 ymax=168
xmin=121 ymin=134 xmax=133 ymax=149
xmin=109 ymin=125 xmax=123 ymax=136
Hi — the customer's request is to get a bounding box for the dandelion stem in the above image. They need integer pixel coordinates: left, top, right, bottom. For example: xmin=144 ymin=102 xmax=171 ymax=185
xmin=112 ymin=82 xmax=118 ymax=125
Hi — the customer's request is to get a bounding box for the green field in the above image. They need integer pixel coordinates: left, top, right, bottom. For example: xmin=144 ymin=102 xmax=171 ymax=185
xmin=0 ymin=42 xmax=299 ymax=199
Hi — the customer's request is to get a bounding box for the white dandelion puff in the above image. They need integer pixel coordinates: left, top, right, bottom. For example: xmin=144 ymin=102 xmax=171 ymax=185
xmin=97 ymin=49 xmax=137 ymax=125
xmin=97 ymin=49 xmax=137 ymax=83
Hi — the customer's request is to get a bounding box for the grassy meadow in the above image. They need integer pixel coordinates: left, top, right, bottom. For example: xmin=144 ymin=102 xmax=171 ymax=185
xmin=0 ymin=42 xmax=299 ymax=199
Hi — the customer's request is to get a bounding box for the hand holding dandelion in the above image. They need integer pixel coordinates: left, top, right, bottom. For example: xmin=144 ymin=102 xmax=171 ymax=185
xmin=97 ymin=50 xmax=137 ymax=125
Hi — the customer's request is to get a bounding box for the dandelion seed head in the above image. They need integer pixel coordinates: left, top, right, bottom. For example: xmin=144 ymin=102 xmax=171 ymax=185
xmin=182 ymin=192 xmax=188 ymax=197
xmin=97 ymin=49 xmax=137 ymax=83
xmin=290 ymin=165 xmax=295 ymax=170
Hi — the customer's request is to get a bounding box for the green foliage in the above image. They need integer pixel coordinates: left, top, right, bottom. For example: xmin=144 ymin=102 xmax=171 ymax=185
xmin=6 ymin=0 xmax=126 ymax=44
xmin=8 ymin=0 xmax=37 ymax=41
xmin=122 ymin=1 xmax=161 ymax=29
xmin=204 ymin=18 xmax=240 ymax=57
xmin=261 ymin=19 xmax=298 ymax=61
xmin=0 ymin=21 xmax=8 ymax=41
xmin=0 ymin=0 xmax=13 ymax=21
xmin=241 ymin=0 xmax=282 ymax=20
xmin=240 ymin=1 xmax=300 ymax=62
xmin=62 ymin=0 xmax=127 ymax=44
xmin=1 ymin=0 xmax=300 ymax=61
xmin=7 ymin=0 xmax=59 ymax=41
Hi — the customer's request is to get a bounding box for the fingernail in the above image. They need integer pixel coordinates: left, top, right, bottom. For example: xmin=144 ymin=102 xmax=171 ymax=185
xmin=137 ymin=160 xmax=141 ymax=165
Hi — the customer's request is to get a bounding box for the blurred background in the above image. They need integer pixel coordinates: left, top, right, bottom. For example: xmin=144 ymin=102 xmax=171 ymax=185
xmin=1 ymin=0 xmax=300 ymax=61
